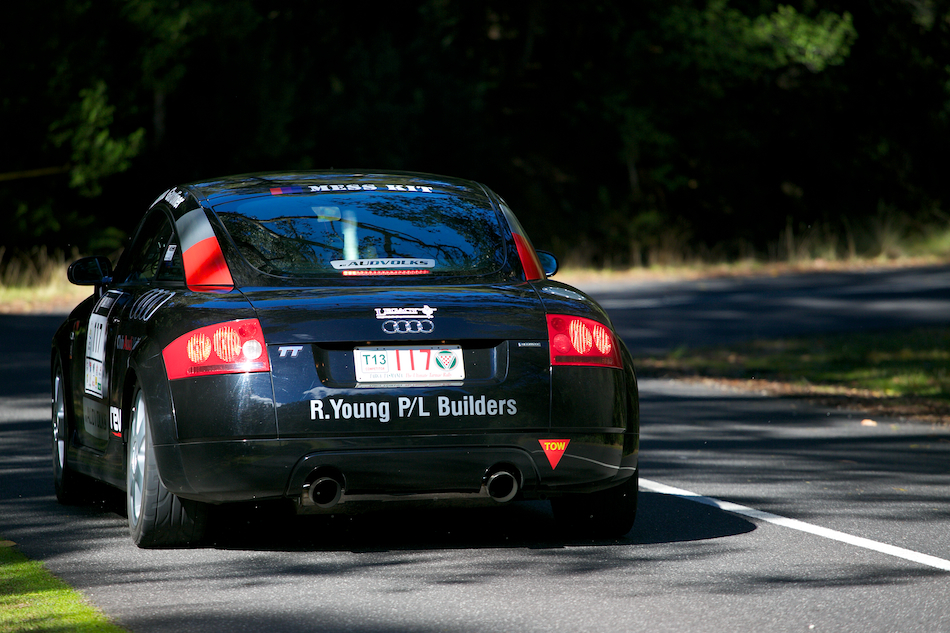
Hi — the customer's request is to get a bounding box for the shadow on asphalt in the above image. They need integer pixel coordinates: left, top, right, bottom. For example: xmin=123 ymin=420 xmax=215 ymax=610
xmin=197 ymin=490 xmax=755 ymax=552
xmin=589 ymin=263 xmax=950 ymax=355
xmin=0 ymin=314 xmax=64 ymax=398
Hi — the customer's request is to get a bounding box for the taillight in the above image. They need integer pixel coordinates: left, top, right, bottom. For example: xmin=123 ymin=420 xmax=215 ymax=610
xmin=162 ymin=319 xmax=270 ymax=380
xmin=546 ymin=315 xmax=622 ymax=368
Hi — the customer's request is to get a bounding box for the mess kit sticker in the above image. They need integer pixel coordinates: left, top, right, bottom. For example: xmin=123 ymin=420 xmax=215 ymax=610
xmin=271 ymin=183 xmax=437 ymax=195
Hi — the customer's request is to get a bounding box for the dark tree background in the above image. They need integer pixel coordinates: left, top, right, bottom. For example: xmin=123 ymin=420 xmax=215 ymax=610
xmin=2 ymin=0 xmax=948 ymax=266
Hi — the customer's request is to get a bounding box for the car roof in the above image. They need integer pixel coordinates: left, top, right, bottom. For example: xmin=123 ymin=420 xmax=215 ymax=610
xmin=180 ymin=171 xmax=493 ymax=208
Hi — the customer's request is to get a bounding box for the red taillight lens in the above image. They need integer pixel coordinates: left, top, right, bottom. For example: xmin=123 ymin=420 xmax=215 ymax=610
xmin=186 ymin=333 xmax=212 ymax=363
xmin=163 ymin=319 xmax=270 ymax=380
xmin=546 ymin=315 xmax=622 ymax=368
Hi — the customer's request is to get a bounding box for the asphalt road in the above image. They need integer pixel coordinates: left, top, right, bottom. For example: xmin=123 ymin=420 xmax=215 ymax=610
xmin=583 ymin=263 xmax=950 ymax=355
xmin=2 ymin=265 xmax=950 ymax=633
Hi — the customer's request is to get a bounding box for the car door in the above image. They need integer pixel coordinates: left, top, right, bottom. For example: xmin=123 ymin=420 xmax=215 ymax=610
xmin=75 ymin=207 xmax=184 ymax=455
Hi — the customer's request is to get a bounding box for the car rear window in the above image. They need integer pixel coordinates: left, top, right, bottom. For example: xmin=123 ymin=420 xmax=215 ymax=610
xmin=213 ymin=190 xmax=508 ymax=279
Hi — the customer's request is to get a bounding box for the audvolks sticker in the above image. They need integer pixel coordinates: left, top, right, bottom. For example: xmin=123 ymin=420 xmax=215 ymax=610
xmin=332 ymin=258 xmax=436 ymax=270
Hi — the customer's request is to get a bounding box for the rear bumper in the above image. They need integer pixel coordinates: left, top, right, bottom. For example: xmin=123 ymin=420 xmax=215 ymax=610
xmin=153 ymin=431 xmax=638 ymax=505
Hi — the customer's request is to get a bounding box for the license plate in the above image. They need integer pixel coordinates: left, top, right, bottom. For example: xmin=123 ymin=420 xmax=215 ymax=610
xmin=354 ymin=346 xmax=465 ymax=383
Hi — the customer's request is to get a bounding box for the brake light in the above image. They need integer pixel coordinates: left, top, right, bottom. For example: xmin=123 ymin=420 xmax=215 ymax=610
xmin=163 ymin=319 xmax=270 ymax=380
xmin=546 ymin=315 xmax=622 ymax=368
xmin=341 ymin=269 xmax=431 ymax=276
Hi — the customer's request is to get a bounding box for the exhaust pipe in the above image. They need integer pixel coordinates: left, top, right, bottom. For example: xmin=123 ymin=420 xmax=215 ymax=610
xmin=308 ymin=475 xmax=344 ymax=508
xmin=486 ymin=468 xmax=519 ymax=503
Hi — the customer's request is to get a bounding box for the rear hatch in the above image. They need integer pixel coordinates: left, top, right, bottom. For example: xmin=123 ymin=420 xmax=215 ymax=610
xmin=243 ymin=284 xmax=552 ymax=436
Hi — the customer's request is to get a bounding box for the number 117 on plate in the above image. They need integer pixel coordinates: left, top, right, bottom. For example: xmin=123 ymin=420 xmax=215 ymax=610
xmin=354 ymin=345 xmax=465 ymax=382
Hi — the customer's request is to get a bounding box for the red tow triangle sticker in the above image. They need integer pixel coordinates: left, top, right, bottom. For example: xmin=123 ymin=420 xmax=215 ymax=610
xmin=539 ymin=439 xmax=571 ymax=469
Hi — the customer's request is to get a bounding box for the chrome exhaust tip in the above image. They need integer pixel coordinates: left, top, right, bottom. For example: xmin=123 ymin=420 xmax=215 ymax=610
xmin=308 ymin=475 xmax=344 ymax=508
xmin=486 ymin=469 xmax=519 ymax=503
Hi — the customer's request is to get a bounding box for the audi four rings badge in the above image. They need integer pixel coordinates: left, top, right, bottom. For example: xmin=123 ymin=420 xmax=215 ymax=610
xmin=382 ymin=320 xmax=434 ymax=334
xmin=375 ymin=305 xmax=437 ymax=319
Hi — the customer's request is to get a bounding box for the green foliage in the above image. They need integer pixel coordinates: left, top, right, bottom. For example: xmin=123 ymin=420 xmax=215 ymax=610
xmin=120 ymin=1 xmax=260 ymax=85
xmin=752 ymin=5 xmax=856 ymax=72
xmin=121 ymin=0 xmax=216 ymax=93
xmin=13 ymin=202 xmax=60 ymax=239
xmin=576 ymin=1 xmax=861 ymax=264
xmin=1 ymin=0 xmax=947 ymax=266
xmin=48 ymin=81 xmax=145 ymax=198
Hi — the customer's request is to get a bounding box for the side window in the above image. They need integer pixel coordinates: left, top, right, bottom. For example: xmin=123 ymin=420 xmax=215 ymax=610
xmin=155 ymin=237 xmax=185 ymax=282
xmin=119 ymin=211 xmax=184 ymax=284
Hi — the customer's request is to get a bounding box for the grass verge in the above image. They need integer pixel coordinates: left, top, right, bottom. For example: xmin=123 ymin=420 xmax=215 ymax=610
xmin=0 ymin=284 xmax=92 ymax=315
xmin=0 ymin=247 xmax=91 ymax=315
xmin=638 ymin=327 xmax=950 ymax=425
xmin=0 ymin=540 xmax=126 ymax=633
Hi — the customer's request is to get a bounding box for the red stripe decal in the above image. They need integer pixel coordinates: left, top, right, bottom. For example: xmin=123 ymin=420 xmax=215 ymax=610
xmin=513 ymin=234 xmax=544 ymax=281
xmin=182 ymin=236 xmax=234 ymax=291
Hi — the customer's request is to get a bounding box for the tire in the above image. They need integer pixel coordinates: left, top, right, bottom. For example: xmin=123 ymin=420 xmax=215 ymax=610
xmin=127 ymin=384 xmax=208 ymax=548
xmin=551 ymin=470 xmax=638 ymax=539
xmin=52 ymin=358 xmax=85 ymax=504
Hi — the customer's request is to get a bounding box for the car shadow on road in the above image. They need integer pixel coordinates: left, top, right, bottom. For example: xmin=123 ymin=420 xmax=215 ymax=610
xmin=201 ymin=490 xmax=755 ymax=552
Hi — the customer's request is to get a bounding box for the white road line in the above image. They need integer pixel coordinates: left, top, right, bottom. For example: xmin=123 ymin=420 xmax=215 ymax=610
xmin=640 ymin=478 xmax=950 ymax=572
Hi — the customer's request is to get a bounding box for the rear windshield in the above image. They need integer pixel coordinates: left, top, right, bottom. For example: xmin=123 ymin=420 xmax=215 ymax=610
xmin=214 ymin=190 xmax=508 ymax=279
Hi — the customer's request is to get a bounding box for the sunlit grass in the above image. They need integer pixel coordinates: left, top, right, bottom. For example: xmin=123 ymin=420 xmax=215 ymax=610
xmin=639 ymin=327 xmax=950 ymax=422
xmin=556 ymin=213 xmax=950 ymax=275
xmin=0 ymin=541 xmax=127 ymax=633
xmin=0 ymin=247 xmax=91 ymax=314
xmin=0 ymin=284 xmax=91 ymax=314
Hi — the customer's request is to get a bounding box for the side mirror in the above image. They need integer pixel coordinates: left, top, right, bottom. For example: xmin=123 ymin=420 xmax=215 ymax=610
xmin=67 ymin=256 xmax=113 ymax=286
xmin=536 ymin=250 xmax=559 ymax=277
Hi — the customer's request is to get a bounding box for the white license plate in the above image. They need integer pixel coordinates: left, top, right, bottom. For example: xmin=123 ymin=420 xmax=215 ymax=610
xmin=354 ymin=346 xmax=465 ymax=383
